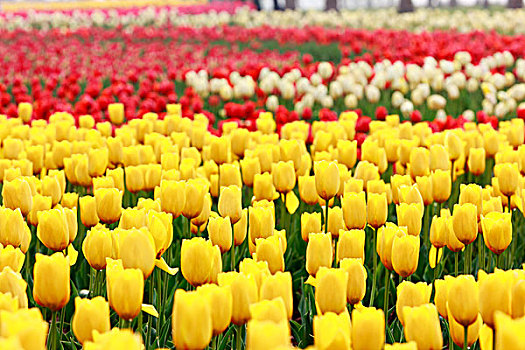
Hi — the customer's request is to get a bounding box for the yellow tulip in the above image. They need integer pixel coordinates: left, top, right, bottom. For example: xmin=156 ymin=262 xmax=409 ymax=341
xmin=448 ymin=275 xmax=479 ymax=327
xmin=250 ymin=298 xmax=288 ymax=323
xmin=494 ymin=311 xmax=525 ymax=350
xmin=512 ymin=280 xmax=525 ymax=318
xmin=249 ymin=206 xmax=275 ymax=246
xmin=494 ymin=163 xmax=519 ymax=197
xmin=298 ymin=175 xmax=319 ymax=205
xmin=280 ymin=139 xmax=302 ymax=171
xmin=2 ymin=178 xmax=32 ymax=216
xmin=72 ymin=296 xmax=110 ymax=344
xmin=241 ymin=157 xmax=261 ymax=187
xmin=429 ymin=213 xmax=449 ymax=249
xmin=391 ymin=175 xmax=412 ymax=204
xmin=27 ymin=194 xmax=52 ymax=226
xmin=17 ymin=102 xmax=32 ymax=122
xmin=253 ymin=172 xmax=275 ymax=202
xmin=445 ymin=131 xmax=463 ymax=161
xmin=337 ymin=139 xmax=357 ymax=169
xmin=94 ymin=188 xmax=122 ymax=224
xmin=396 ymin=281 xmax=432 ymax=325
xmin=0 ymin=266 xmax=28 ymax=308
xmin=342 ymin=191 xmax=367 ymax=230
xmin=0 ymin=308 xmax=48 ymax=350
xmin=468 ymin=147 xmax=486 ymax=176
xmin=367 ymin=192 xmax=387 ymax=229
xmin=336 ymin=229 xmax=365 ymax=263
xmin=210 ymin=136 xmax=231 ymax=165
xmin=172 ymin=289 xmax=213 ymax=349
xmin=340 ymin=258 xmax=367 ymax=305
xmin=377 ymin=223 xmax=407 ymax=271
xmin=313 ymin=267 xmax=348 ymax=315
xmin=459 ymin=184 xmax=483 ymax=219
xmin=197 ymin=284 xmax=232 ymax=335
xmin=80 ymin=195 xmax=99 ymax=227
xmin=246 ymin=319 xmax=291 ymax=350
xmin=254 ymin=235 xmax=284 ymax=274
xmin=0 ymin=245 xmax=24 ymax=273
xmin=301 ymin=212 xmax=322 ymax=242
xmin=434 ymin=276 xmax=454 ymax=319
xmin=116 ymin=228 xmax=156 ymax=278
xmin=61 ymin=192 xmax=78 ymax=209
xmin=409 ymin=147 xmax=430 ymax=178
xmin=327 ymin=206 xmax=344 ymax=238
xmin=159 ymin=180 xmax=186 ymax=218
xmin=0 ymin=208 xmax=26 ymax=249
xmin=392 ymin=234 xmax=419 ymax=278
xmin=314 ymin=160 xmax=340 ymax=200
xmin=313 ymin=311 xmax=351 ymax=350
xmin=209 ymin=216 xmax=232 ymax=253
xmin=452 ymin=203 xmax=478 ymax=245
xmin=306 ymin=233 xmax=332 ymax=276
xmin=108 ymin=103 xmax=124 ymax=124
xmin=478 ymin=270 xmax=512 ymax=328
xmin=106 ymin=260 xmax=143 ymax=321
xmin=272 ymin=161 xmax=296 ymax=194
xmin=217 ymin=271 xmax=258 ymax=325
xmin=182 ymin=179 xmax=209 ymax=220
xmin=351 ymin=306 xmax=385 ymax=350
xmin=403 ymin=304 xmax=443 ymax=350
xmin=84 ymin=328 xmax=142 ymax=349
xmin=431 ymin=169 xmax=452 ymax=203
xmin=36 ymin=208 xmax=70 ymax=252
xmin=397 ymin=203 xmax=423 ymax=236
xmin=481 ymin=212 xmax=512 ymax=255
xmin=33 ymin=253 xmax=70 ymax=311
xmin=218 ymin=185 xmax=242 ymax=224
xmin=260 ymin=271 xmax=293 ymax=320
xmin=181 ymin=238 xmax=216 ymax=287
xmin=82 ymin=225 xmax=115 ymax=270
xmin=233 ymin=208 xmax=247 ymax=246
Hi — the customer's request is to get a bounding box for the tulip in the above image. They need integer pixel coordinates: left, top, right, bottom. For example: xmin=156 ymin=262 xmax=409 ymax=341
xmin=0 ymin=266 xmax=28 ymax=308
xmin=217 ymin=272 xmax=258 ymax=325
xmin=94 ymin=188 xmax=122 ymax=224
xmin=260 ymin=272 xmax=293 ymax=320
xmin=0 ymin=291 xmax=19 ymax=312
xmin=106 ymin=260 xmax=143 ymax=321
xmin=306 ymin=233 xmax=332 ymax=276
xmin=182 ymin=179 xmax=209 ymax=220
xmin=313 ymin=311 xmax=351 ymax=350
xmin=448 ymin=275 xmax=479 ymax=327
xmin=367 ymin=192 xmax=387 ymax=229
xmin=219 ymin=163 xmax=241 ymax=188
xmin=431 ymin=170 xmax=452 ymax=203
xmin=396 ymin=281 xmax=432 ymax=325
xmin=512 ymin=280 xmax=525 ymax=318
xmin=181 ymin=238 xmax=216 ymax=287
xmin=0 ymin=245 xmax=24 ymax=273
xmin=377 ymin=223 xmax=407 ymax=271
xmin=0 ymin=308 xmax=48 ymax=350
xmin=337 ymin=139 xmax=357 ymax=169
xmin=391 ymin=175 xmax=412 ymax=204
xmin=351 ymin=307 xmax=385 ymax=350
xmin=246 ymin=319 xmax=291 ymax=350
xmin=336 ymin=229 xmax=365 ymax=263
xmin=481 ymin=212 xmax=512 ymax=255
xmin=37 ymin=208 xmax=70 ymax=252
xmin=2 ymin=178 xmax=32 ymax=216
xmin=82 ymin=225 xmax=115 ymax=270
xmin=354 ymin=160 xmax=380 ymax=190
xmin=468 ymin=147 xmax=486 ymax=176
xmin=61 ymin=192 xmax=78 ymax=209
xmin=445 ymin=131 xmax=463 ymax=161
xmin=298 ymin=175 xmax=319 ymax=205
xmin=403 ymin=304 xmax=443 ymax=350
xmin=172 ymin=289 xmax=213 ymax=349
xmin=159 ymin=180 xmax=186 ymax=218
xmin=314 ymin=160 xmax=340 ymax=200
xmin=116 ymin=228 xmax=156 ymax=278
xmin=301 ymin=212 xmax=322 ymax=242
xmin=494 ymin=311 xmax=525 ymax=350
xmin=478 ymin=270 xmax=512 ymax=328
xmin=340 ymin=258 xmax=367 ymax=305
xmin=118 ymin=208 xmax=146 ymax=230
xmin=63 ymin=207 xmax=78 ymax=244
xmin=415 ymin=175 xmax=433 ymax=206
xmin=392 ymin=234 xmax=419 ymax=278
xmin=241 ymin=157 xmax=261 ymax=187
xmin=396 ymin=203 xmax=423 ymax=236
xmin=249 ymin=298 xmax=288 ymax=323
xmin=125 ymin=166 xmax=144 ymax=193
xmin=459 ymin=184 xmax=483 ymax=219
xmin=409 ymin=147 xmax=430 ymax=179
xmin=342 ymin=191 xmax=367 ymax=230
xmin=85 ymin=328 xmax=142 ymax=348
xmin=33 ymin=253 xmax=70 ymax=311
xmin=218 ymin=185 xmax=242 ymax=224
xmin=344 ymin=177 xmax=364 ymax=194
xmin=452 ymin=203 xmax=478 ymax=245
xmin=449 ymin=310 xmax=481 ymax=348
xmin=197 ymin=284 xmax=232 ymax=335
xmin=80 ymin=195 xmax=99 ymax=228
xmin=494 ymin=163 xmax=519 ymax=197
xmin=108 ymin=103 xmax=124 ymax=125
xmin=429 ymin=211 xmax=449 ymax=249
xmin=249 ymin=206 xmax=275 ymax=245
xmin=72 ymin=297 xmax=111 ymax=344
xmin=18 ymin=102 xmax=32 ymax=122
xmin=280 ymin=139 xmax=302 ymax=171
xmin=434 ymin=277 xmax=454 ymax=319
xmin=0 ymin=208 xmax=26 ymax=249
xmin=254 ymin=235 xmax=284 ymax=274
xmin=210 ymin=136 xmax=231 ymax=165
xmin=312 ymin=267 xmax=348 ymax=315
xmin=253 ymin=172 xmax=275 ymax=202
xmin=327 ymin=206 xmax=344 ymax=238
xmin=27 ymin=194 xmax=52 ymax=226
xmin=209 ymin=216 xmax=232 ymax=253
xmin=272 ymin=161 xmax=296 ymax=194
xmin=233 ymin=208 xmax=247 ymax=246
xmin=384 ymin=342 xmax=418 ymax=349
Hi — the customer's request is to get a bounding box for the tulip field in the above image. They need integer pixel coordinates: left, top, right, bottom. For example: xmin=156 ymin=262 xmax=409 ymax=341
xmin=1 ymin=1 xmax=525 ymax=350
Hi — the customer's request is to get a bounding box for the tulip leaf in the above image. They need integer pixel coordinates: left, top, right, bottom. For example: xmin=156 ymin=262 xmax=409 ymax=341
xmin=141 ymin=304 xmax=159 ymax=318
xmin=286 ymin=191 xmax=299 ymax=214
xmin=155 ymin=257 xmax=179 ymax=275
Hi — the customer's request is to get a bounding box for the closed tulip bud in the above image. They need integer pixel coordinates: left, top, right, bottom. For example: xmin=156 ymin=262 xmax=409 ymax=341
xmin=448 ymin=306 xmax=482 ymax=348
xmin=254 ymin=235 xmax=284 ymax=274
xmin=445 ymin=131 xmax=463 ymax=161
xmin=280 ymin=139 xmax=302 ymax=171
xmin=241 ymin=157 xmax=261 ymax=187
xmin=446 ymin=217 xmax=465 ymax=253
xmin=2 ymin=178 xmax=32 ymax=217
xmin=396 ymin=203 xmax=423 ymax=237
xmin=230 ymin=128 xmax=249 ymax=157
xmin=82 ymin=225 xmax=115 ymax=270
xmin=107 ymin=167 xmax=124 ymax=192
xmin=327 ymin=206 xmax=344 ymax=238
xmin=159 ymin=180 xmax=185 ymax=218
xmin=260 ymin=272 xmax=293 ymax=320
xmin=37 ymin=208 xmax=70 ymax=252
xmin=253 ymin=172 xmax=275 ymax=202
xmin=301 ymin=212 xmax=322 ymax=242
xmin=396 ymin=281 xmax=432 ymax=325
xmin=306 ymin=233 xmax=332 ymax=276
xmin=367 ymin=192 xmax=388 ymax=229
xmin=494 ymin=163 xmax=519 ymax=197
xmin=209 ymin=216 xmax=232 ymax=253
xmin=94 ymin=188 xmax=122 ymax=224
xmin=80 ymin=195 xmax=99 ymax=227
xmin=452 ymin=203 xmax=478 ymax=245
xmin=61 ymin=192 xmax=78 ymax=209
xmin=390 ymin=175 xmax=412 ymax=205
xmin=0 ymin=291 xmax=19 ymax=312
xmin=197 ymin=284 xmax=232 ymax=336
xmin=172 ymin=289 xmax=213 ymax=349
xmin=448 ymin=275 xmax=479 ymax=327
xmin=313 ymin=267 xmax=348 ymax=315
xmin=125 ymin=166 xmax=144 ymax=193
xmin=431 ymin=170 xmax=451 ymax=203
xmin=106 ymin=260 xmax=143 ymax=321
xmin=468 ymin=147 xmax=486 ymax=176
xmin=314 ymin=160 xmax=340 ymax=200
xmin=0 ymin=208 xmax=26 ymax=248
xmin=481 ymin=212 xmax=512 ymax=255
xmin=459 ymin=184 xmax=483 ymax=219
xmin=88 ymin=148 xmax=108 ymax=177
xmin=239 ymin=258 xmax=270 ymax=292
xmin=107 ymin=137 xmax=123 ymax=165
xmin=233 ymin=208 xmax=247 ymax=246
xmin=337 ymin=139 xmax=357 ymax=169
xmin=272 ymin=161 xmax=296 ymax=194
xmin=354 ymin=160 xmax=380 ymax=190
xmin=108 ymin=103 xmax=124 ymax=125
xmin=181 ymin=238 xmax=215 ymax=287
xmin=313 ymin=311 xmax=351 ymax=350
xmin=85 ymin=328 xmax=142 ymax=348
xmin=117 ymin=228 xmax=156 ymax=278
xmin=63 ymin=207 xmax=78 ymax=244
xmin=0 ymin=245 xmax=24 ymax=273
xmin=33 ymin=253 xmax=70 ymax=311
xmin=340 ymin=258 xmax=367 ymax=305
xmin=218 ymin=271 xmax=258 ymax=325
xmin=434 ymin=277 xmax=453 ymax=319
xmin=250 ymin=298 xmax=288 ymax=323
xmin=429 ymin=214 xmax=449 ymax=249
xmin=0 ymin=267 xmax=28 ymax=309
xmin=249 ymin=206 xmax=275 ymax=245
xmin=342 ymin=191 xmax=367 ymax=230
xmin=398 ymin=139 xmax=417 ymax=166
xmin=344 ymin=177 xmax=364 ymax=194
xmin=72 ymin=297 xmax=110 ymax=344
xmin=210 ymin=136 xmax=231 ymax=165
xmin=17 ymin=102 xmax=32 ymax=122
xmin=409 ymin=147 xmax=430 ymax=178
xmin=415 ymin=176 xmax=433 ymax=206
xmin=377 ymin=223 xmax=406 ymax=271
xmin=298 ymin=175 xmax=319 ymax=205
xmin=28 ymin=194 xmax=52 ymax=226
xmin=147 ymin=211 xmax=173 ymax=258
xmin=337 ymin=229 xmax=365 ymax=263
xmin=182 ymin=179 xmax=208 ymax=220
xmin=478 ymin=270 xmax=512 ymax=328
xmin=403 ymin=304 xmax=443 ymax=350
xmin=143 ymin=164 xmax=161 ymax=191
xmin=218 ymin=185 xmax=242 ymax=224
xmin=119 ymin=208 xmax=146 ymax=230
xmin=352 ymin=307 xmax=385 ymax=350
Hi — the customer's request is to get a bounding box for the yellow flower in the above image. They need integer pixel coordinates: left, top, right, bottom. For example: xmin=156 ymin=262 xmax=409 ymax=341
xmin=82 ymin=225 xmax=115 ymax=270
xmin=254 ymin=235 xmax=284 ymax=274
xmin=478 ymin=270 xmax=512 ymax=328
xmin=250 ymin=298 xmax=288 ymax=323
xmin=351 ymin=306 xmax=385 ymax=350
xmin=0 ymin=308 xmax=48 ymax=350
xmin=197 ymin=284 xmax=232 ymax=335
xmin=233 ymin=208 xmax=248 ymax=246
xmin=210 ymin=136 xmax=231 ymax=165
xmin=313 ymin=311 xmax=351 ymax=350
xmin=340 ymin=258 xmax=367 ymax=305
xmin=106 ymin=259 xmax=143 ymax=321
xmin=392 ymin=234 xmax=419 ymax=278
xmin=260 ymin=271 xmax=293 ymax=320
xmin=481 ymin=212 xmax=512 ymax=255
xmin=397 ymin=203 xmax=423 ymax=236
xmin=108 ymin=103 xmax=124 ymax=125
xmin=94 ymin=188 xmax=122 ymax=224
xmin=33 ymin=253 xmax=70 ymax=311
xmin=159 ymin=180 xmax=186 ymax=218
xmin=85 ymin=327 xmax=143 ymax=349
xmin=241 ymin=156 xmax=261 ymax=187
xmin=459 ymin=184 xmax=483 ymax=219
xmin=116 ymin=228 xmax=156 ymax=278
xmin=494 ymin=311 xmax=525 ymax=349
xmin=494 ymin=163 xmax=519 ymax=197
xmin=445 ymin=131 xmax=463 ymax=161
xmin=314 ymin=160 xmax=340 ymax=200
xmin=337 ymin=229 xmax=365 ymax=263
xmin=337 ymin=139 xmax=357 ymax=169
xmin=172 ymin=289 xmax=213 ymax=350
xmin=306 ymin=233 xmax=332 ymax=276
xmin=208 ymin=216 xmax=233 ymax=253
xmin=342 ymin=191 xmax=367 ymax=230
xmin=448 ymin=275 xmax=479 ymax=327
xmin=272 ymin=161 xmax=296 ymax=194
xmin=468 ymin=147 xmax=486 ymax=176
xmin=312 ymin=267 xmax=348 ymax=315
xmin=218 ymin=185 xmax=243 ymax=224
xmin=2 ymin=178 xmax=33 ymax=216
xmin=409 ymin=147 xmax=430 ymax=178
xmin=181 ymin=238 xmax=216 ymax=287
xmin=403 ymin=304 xmax=443 ymax=350
xmin=249 ymin=206 xmax=275 ymax=246
xmin=27 ymin=194 xmax=52 ymax=226
xmin=182 ymin=178 xmax=209 ymax=220
xmin=72 ymin=296 xmax=110 ymax=344
xmin=367 ymin=192 xmax=388 ymax=229
xmin=431 ymin=169 xmax=452 ymax=203
xmin=0 ymin=266 xmax=28 ymax=308
xmin=298 ymin=175 xmax=319 ymax=205
xmin=0 ymin=245 xmax=25 ymax=273
xmin=37 ymin=208 xmax=70 ymax=252
xmin=452 ymin=203 xmax=478 ymax=245
xmin=396 ymin=281 xmax=431 ymax=325
xmin=217 ymin=272 xmax=258 ymax=325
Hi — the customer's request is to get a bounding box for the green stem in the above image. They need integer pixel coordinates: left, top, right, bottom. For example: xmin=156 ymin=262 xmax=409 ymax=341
xmin=497 ymin=253 xmax=504 ymax=269
xmin=211 ymin=336 xmax=218 ymax=350
xmin=370 ymin=228 xmax=377 ymax=307
xmin=455 ymin=252 xmax=459 ymax=277
xmin=156 ymin=268 xmax=163 ymax=343
xmin=231 ymin=223 xmax=236 ymax=271
xmin=88 ymin=268 xmax=95 ymax=298
xmin=384 ymin=269 xmax=390 ymax=328
xmin=463 ymin=325 xmax=468 ymax=350
xmin=58 ymin=307 xmax=65 ymax=344
xmin=324 ymin=201 xmax=329 ymax=234
xmin=432 ymin=247 xmax=439 ymax=300
xmin=236 ymin=325 xmax=242 ymax=350
xmin=120 ymin=317 xmax=131 ymax=329
xmin=145 ymin=278 xmax=154 ymax=347
xmin=48 ymin=311 xmax=57 ymax=350
xmin=137 ymin=310 xmax=143 ymax=336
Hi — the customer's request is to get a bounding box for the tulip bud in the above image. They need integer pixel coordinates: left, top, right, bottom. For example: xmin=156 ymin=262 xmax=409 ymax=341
xmin=94 ymin=188 xmax=122 ymax=224
xmin=342 ymin=191 xmax=367 ymax=230
xmin=448 ymin=275 xmax=479 ymax=327
xmin=233 ymin=208 xmax=247 ymax=246
xmin=377 ymin=223 xmax=406 ymax=271
xmin=217 ymin=272 xmax=258 ymax=325
xmin=260 ymin=271 xmax=293 ymax=320
xmin=2 ymin=177 xmax=33 ymax=217
xmin=172 ymin=289 xmax=213 ymax=349
xmin=340 ymin=258 xmax=367 ymax=305
xmin=197 ymin=284 xmax=232 ymax=336
xmin=415 ymin=176 xmax=433 ymax=206
xmin=396 ymin=281 xmax=432 ymax=325
xmin=106 ymin=259 xmax=143 ymax=321
xmin=37 ymin=208 xmax=70 ymax=252
xmin=479 ymin=270 xmax=512 ymax=328
xmin=351 ymin=306 xmax=385 ymax=350
xmin=0 ymin=308 xmax=48 ymax=349
xmin=108 ymin=103 xmax=124 ymax=125
xmin=82 ymin=225 xmax=115 ymax=270
xmin=298 ymin=175 xmax=319 ymax=205
xmin=431 ymin=170 xmax=452 ymax=203
xmin=209 ymin=216 xmax=233 ymax=253
xmin=61 ymin=192 xmax=78 ymax=210
xmin=494 ymin=163 xmax=519 ymax=197
xmin=337 ymin=140 xmax=357 ymax=169
xmin=181 ymin=238 xmax=216 ymax=287
xmin=219 ymin=163 xmax=241 ymax=188
xmin=72 ymin=297 xmax=110 ymax=344
xmin=241 ymin=156 xmax=261 ymax=187
xmin=210 ymin=136 xmax=231 ymax=165
xmin=314 ymin=160 xmax=340 ymax=200
xmin=159 ymin=180 xmax=185 ymax=218
xmin=459 ymin=184 xmax=483 ymax=220
xmin=306 ymin=233 xmax=332 ymax=276
xmin=254 ymin=235 xmax=284 ymax=274
xmin=327 ymin=206 xmax=344 ymax=238
xmin=272 ymin=161 xmax=296 ymax=194
xmin=481 ymin=212 xmax=512 ymax=255
xmin=337 ymin=229 xmax=365 ymax=263
xmin=301 ymin=212 xmax=322 ymax=242
xmin=434 ymin=276 xmax=453 ymax=319
xmin=367 ymin=192 xmax=388 ymax=229
xmin=468 ymin=147 xmax=486 ymax=176
xmin=0 ymin=245 xmax=24 ymax=273
xmin=429 ymin=214 xmax=449 ymax=249
xmin=80 ymin=195 xmax=99 ymax=228
xmin=391 ymin=175 xmax=412 ymax=205
xmin=313 ymin=267 xmax=348 ymax=315
xmin=218 ymin=185 xmax=242 ymax=224
xmin=0 ymin=208 xmax=26 ymax=249
xmin=452 ymin=203 xmax=478 ymax=245
xmin=313 ymin=311 xmax=351 ymax=350
xmin=409 ymin=147 xmax=430 ymax=179
xmin=28 ymin=194 xmax=52 ymax=226
xmin=403 ymin=304 xmax=443 ymax=350
xmin=445 ymin=131 xmax=463 ymax=161
xmin=33 ymin=253 xmax=70 ymax=311
xmin=249 ymin=298 xmax=288 ymax=323
xmin=249 ymin=206 xmax=275 ymax=246
xmin=116 ymin=228 xmax=156 ymax=278
xmin=18 ymin=102 xmax=32 ymax=122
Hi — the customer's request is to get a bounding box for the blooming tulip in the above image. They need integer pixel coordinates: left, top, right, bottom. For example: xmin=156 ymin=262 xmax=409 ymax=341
xmin=342 ymin=191 xmax=367 ymax=230
xmin=33 ymin=253 xmax=70 ymax=311
xmin=448 ymin=275 xmax=479 ymax=327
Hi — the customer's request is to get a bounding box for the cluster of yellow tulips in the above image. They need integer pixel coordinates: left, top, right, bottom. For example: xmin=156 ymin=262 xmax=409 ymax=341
xmin=0 ymin=104 xmax=523 ymax=350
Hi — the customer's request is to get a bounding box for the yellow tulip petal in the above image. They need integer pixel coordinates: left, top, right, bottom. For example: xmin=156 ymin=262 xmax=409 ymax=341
xmin=429 ymin=246 xmax=443 ymax=269
xmin=305 ymin=275 xmax=317 ymax=287
xmin=67 ymin=245 xmax=78 ymax=266
xmin=155 ymin=257 xmax=179 ymax=276
xmin=142 ymin=304 xmax=159 ymax=318
xmin=479 ymin=324 xmax=493 ymax=350
xmin=286 ymin=191 xmax=299 ymax=215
